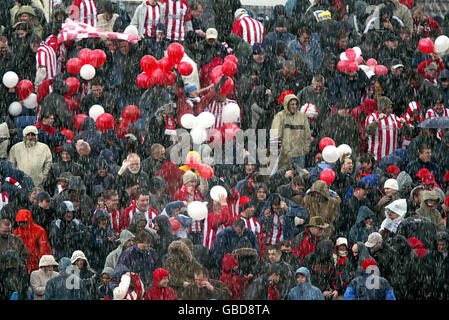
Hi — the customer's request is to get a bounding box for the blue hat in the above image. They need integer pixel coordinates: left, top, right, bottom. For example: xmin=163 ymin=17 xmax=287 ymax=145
xmin=184 ymin=83 xmax=197 ymax=95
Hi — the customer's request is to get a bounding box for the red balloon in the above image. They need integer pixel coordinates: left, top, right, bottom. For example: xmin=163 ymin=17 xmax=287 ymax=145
xmin=17 ymin=80 xmax=33 ymax=100
xmin=96 ymin=113 xmax=116 ymax=132
xmin=115 ymin=120 xmax=129 ymax=140
xmin=60 ymin=128 xmax=75 ymax=143
xmin=208 ymin=128 xmax=223 ymax=148
xmin=122 ymin=105 xmax=141 ymax=124
xmin=223 ymin=122 xmax=240 ymax=142
xmin=65 ymin=96 xmax=80 ymax=113
xmin=356 ymin=56 xmax=363 ymax=64
xmin=219 ymin=78 xmax=234 ymax=95
xmin=345 ymin=48 xmax=356 ymax=61
xmin=418 ymin=38 xmax=435 ymax=54
xmin=78 ymin=48 xmax=92 ymax=65
xmin=186 ymin=155 xmax=200 ymax=169
xmin=198 ymin=164 xmax=214 ymax=179
xmin=366 ymin=58 xmax=377 ymax=67
xmin=140 ymin=55 xmax=158 ymax=74
xmin=224 ymin=55 xmax=238 ymax=65
xmin=150 ymin=69 xmax=166 ymax=86
xmin=177 ymin=61 xmax=193 ymax=76
xmin=170 ymin=218 xmax=181 ymax=232
xmin=374 ymin=65 xmax=388 ymax=76
xmin=211 ymin=65 xmax=224 ymax=83
xmin=90 ymin=49 xmax=107 ymax=68
xmin=222 ymin=60 xmax=237 ymax=77
xmin=136 ymin=72 xmax=151 ymax=89
xmin=337 ymin=60 xmax=349 ymax=72
xmin=73 ymin=114 xmax=88 ymax=131
xmin=65 ymin=77 xmax=80 ymax=96
xmin=347 ymin=61 xmax=359 ymax=72
xmin=320 ymin=168 xmax=336 ymax=185
xmin=167 ymin=42 xmax=185 ymax=64
xmin=158 ymin=56 xmax=175 ymax=73
xmin=166 ymin=71 xmax=177 ymax=86
xmin=319 ymin=137 xmax=336 ymax=151
xmin=66 ymin=58 xmax=84 ymax=74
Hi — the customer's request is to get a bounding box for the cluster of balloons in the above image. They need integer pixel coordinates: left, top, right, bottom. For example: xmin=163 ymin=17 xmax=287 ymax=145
xmin=210 ymin=55 xmax=238 ymax=95
xmin=137 ymin=43 xmax=193 ymax=89
xmin=319 ymin=137 xmax=352 ymax=164
xmin=181 ymin=111 xmax=215 ymax=144
xmin=419 ymin=35 xmax=449 ymax=55
xmin=338 ymin=47 xmax=388 ymax=77
xmin=3 ymin=71 xmax=38 ymax=115
xmin=185 ymin=151 xmax=214 ymax=179
xmin=66 ymin=48 xmax=107 ymax=80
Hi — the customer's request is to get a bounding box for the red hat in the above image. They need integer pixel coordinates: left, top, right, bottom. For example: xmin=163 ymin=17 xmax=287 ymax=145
xmin=416 ymin=168 xmax=431 ymax=180
xmin=422 ymin=173 xmax=436 ymax=185
xmin=444 ymin=170 xmax=449 ymax=183
xmin=387 ymin=165 xmax=400 ymax=176
xmin=222 ymin=253 xmax=238 ymax=273
xmin=277 ymin=90 xmax=294 ymax=105
xmin=238 ymin=196 xmax=252 ymax=209
xmin=362 ymin=258 xmax=377 ymax=270
xmin=445 ymin=196 xmax=449 ymax=207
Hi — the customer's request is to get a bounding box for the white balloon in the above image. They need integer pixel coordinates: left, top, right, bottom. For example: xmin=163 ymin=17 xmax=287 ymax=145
xmin=222 ymin=102 xmax=240 ymax=124
xmin=435 ymin=35 xmax=449 ymax=54
xmin=89 ymin=104 xmax=105 ymax=121
xmin=80 ymin=64 xmax=96 ymax=80
xmin=353 ymin=46 xmax=362 ymax=58
xmin=322 ymin=145 xmax=339 ymax=163
xmin=359 ymin=65 xmax=370 ymax=73
xmin=8 ymin=102 xmax=22 ymax=116
xmin=181 ymin=113 xmax=196 ymax=129
xmin=340 ymin=52 xmax=348 ymax=61
xmin=210 ymin=185 xmax=228 ymax=202
xmin=2 ymin=71 xmax=19 ymax=88
xmin=365 ymin=71 xmax=375 ymax=79
xmin=124 ymin=25 xmax=139 ymax=36
xmin=337 ymin=144 xmax=352 ymax=157
xmin=190 ymin=127 xmax=207 ymax=144
xmin=187 ymin=201 xmax=208 ymax=221
xmin=197 ymin=111 xmax=216 ymax=128
xmin=22 ymin=93 xmax=37 ymax=109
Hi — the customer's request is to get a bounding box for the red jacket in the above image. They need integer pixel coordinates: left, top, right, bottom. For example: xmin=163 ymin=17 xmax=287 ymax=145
xmin=291 ymin=228 xmax=321 ymax=266
xmin=408 ymin=237 xmax=428 ymax=259
xmin=120 ymin=204 xmax=159 ymax=231
xmin=219 ymin=253 xmax=249 ymax=300
xmin=417 ymin=58 xmax=445 ymax=84
xmin=350 ymin=99 xmax=378 ymax=154
xmin=413 ymin=16 xmax=442 ymax=38
xmin=155 ymin=161 xmax=185 ymax=198
xmin=13 ymin=209 xmax=51 ymax=273
xmin=144 ymin=268 xmax=178 ymax=300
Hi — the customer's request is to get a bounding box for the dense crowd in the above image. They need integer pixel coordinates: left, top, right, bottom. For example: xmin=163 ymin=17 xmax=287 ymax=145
xmin=0 ymin=0 xmax=449 ymax=301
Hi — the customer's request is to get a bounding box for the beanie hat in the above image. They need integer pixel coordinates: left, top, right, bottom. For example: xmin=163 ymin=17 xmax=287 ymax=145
xmin=387 ymin=165 xmax=400 ymax=176
xmin=416 ymin=168 xmax=431 ymax=180
xmin=61 ymin=143 xmax=75 ymax=157
xmin=422 ymin=173 xmax=436 ymax=185
xmin=384 ymin=178 xmax=398 ymax=191
xmin=238 ymin=196 xmax=253 ymax=211
xmin=183 ymin=170 xmax=197 ymax=185
xmin=362 ymin=258 xmax=377 ymax=270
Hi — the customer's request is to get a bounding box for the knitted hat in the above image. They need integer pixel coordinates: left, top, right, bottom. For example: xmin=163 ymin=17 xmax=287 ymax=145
xmin=422 ymin=173 xmax=436 ymax=185
xmin=384 ymin=178 xmax=398 ymax=191
xmin=362 ymin=258 xmax=377 ymax=270
xmin=387 ymin=165 xmax=400 ymax=176
xmin=238 ymin=196 xmax=253 ymax=211
xmin=183 ymin=170 xmax=197 ymax=185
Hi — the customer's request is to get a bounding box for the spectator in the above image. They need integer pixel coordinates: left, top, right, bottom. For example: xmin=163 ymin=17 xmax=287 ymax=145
xmin=183 ymin=267 xmax=231 ymax=300
xmin=288 ymin=266 xmax=324 ymax=300
xmin=144 ymin=267 xmax=178 ymax=300
xmin=232 ymin=8 xmax=265 ymax=45
xmin=348 ymin=206 xmax=379 ymax=244
xmin=103 ymin=229 xmax=135 ymax=271
xmin=0 ymin=218 xmax=29 ymax=265
xmin=30 ymin=254 xmax=59 ymax=300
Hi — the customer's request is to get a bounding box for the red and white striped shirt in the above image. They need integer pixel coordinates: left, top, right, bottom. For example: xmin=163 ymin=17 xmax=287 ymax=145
xmin=206 ymin=99 xmax=239 ymax=129
xmin=159 ymin=0 xmax=191 ymax=41
xmin=202 ymin=205 xmax=231 ymax=250
xmin=0 ymin=192 xmax=9 ymax=211
xmin=36 ymin=42 xmax=57 ymax=81
xmin=231 ymin=14 xmax=265 ymax=45
xmin=45 ymin=35 xmax=68 ymax=74
xmin=145 ymin=3 xmax=161 ymax=37
xmin=120 ymin=205 xmax=159 ymax=231
xmin=238 ymin=216 xmax=262 ymax=236
xmin=366 ymin=112 xmax=403 ymax=161
xmin=266 ymin=214 xmax=283 ymax=245
xmin=426 ymin=106 xmax=449 ymax=140
xmin=70 ymin=0 xmax=97 ymax=27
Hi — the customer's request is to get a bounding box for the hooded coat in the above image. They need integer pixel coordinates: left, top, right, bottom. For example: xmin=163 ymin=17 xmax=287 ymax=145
xmin=13 ymin=209 xmax=52 ymax=273
xmin=0 ymin=249 xmax=29 ymax=300
xmin=327 ymin=70 xmax=371 ymax=108
xmin=376 ymin=0 xmax=413 ymax=31
xmin=415 ymin=191 xmax=446 ymax=232
xmin=44 ymin=257 xmax=90 ymax=300
xmin=30 ymin=255 xmax=59 ymax=300
xmin=345 ymin=241 xmax=374 ymax=282
xmin=144 ymin=268 xmax=178 ymax=300
xmin=96 ymin=267 xmax=114 ymax=300
xmin=153 ymin=214 xmax=177 ymax=267
xmin=348 ymin=206 xmax=378 ymax=245
xmin=104 ymin=229 xmax=135 ymax=271
xmin=219 ymin=253 xmax=250 ymax=300
xmin=162 ymin=240 xmax=204 ymax=300
xmin=334 ymin=194 xmax=369 ymax=239
xmin=271 ymin=94 xmax=311 ymax=159
xmin=70 ymin=250 xmax=97 ymax=299
xmin=288 ymin=267 xmax=324 ymax=300
xmin=303 ymin=180 xmax=340 ymax=239
xmin=344 ymin=265 xmax=396 ymax=300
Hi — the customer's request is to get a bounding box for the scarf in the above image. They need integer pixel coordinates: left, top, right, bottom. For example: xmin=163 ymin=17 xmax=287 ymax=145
xmin=355 ymin=168 xmax=372 ymax=181
xmin=268 ymin=280 xmax=280 ymax=300
xmin=5 ymin=177 xmax=22 ymax=190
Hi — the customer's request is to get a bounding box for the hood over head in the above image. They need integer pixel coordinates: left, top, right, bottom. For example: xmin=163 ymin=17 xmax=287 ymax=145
xmin=119 ymin=229 xmax=135 ymax=247
xmin=101 ymin=266 xmax=114 ymax=277
xmin=70 ymin=250 xmax=89 ymax=265
xmin=310 ymin=180 xmax=331 ymax=199
xmin=222 ymin=253 xmax=238 ymax=273
xmin=152 ymin=268 xmax=170 ymax=287
xmin=57 ymin=257 xmax=73 ymax=277
xmin=295 ymin=266 xmax=311 ymax=283
xmin=168 ymin=240 xmax=193 ymax=261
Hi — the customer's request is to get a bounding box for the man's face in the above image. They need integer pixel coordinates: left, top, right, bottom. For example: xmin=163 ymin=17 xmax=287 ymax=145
xmin=106 ymin=40 xmax=118 ymax=52
xmin=128 ymin=158 xmax=141 ymax=174
xmin=0 ymin=41 xmax=8 ymax=56
xmin=17 ymin=30 xmax=27 ymax=39
xmin=269 ymin=273 xmax=281 ymax=283
xmin=309 ymin=226 xmax=324 ymax=237
xmin=191 ymin=4 xmax=203 ymax=19
xmin=256 ymin=188 xmax=267 ymax=201
xmin=64 ymin=211 xmax=74 ymax=222
xmin=105 ymin=194 xmax=119 ymax=210
xmin=119 ymin=41 xmax=131 ymax=55
xmin=194 ymin=273 xmax=208 ymax=287
xmin=25 ymin=133 xmax=37 ymax=147
xmin=426 ymin=68 xmax=437 ymax=78
xmin=30 ymin=191 xmax=38 ymax=204
xmin=97 ymin=217 xmax=108 ymax=229
xmin=391 ymin=66 xmax=403 ymax=76
xmin=291 ymin=183 xmax=304 ymax=194
xmin=311 ymin=80 xmax=324 ymax=94
xmin=241 ymin=206 xmax=255 ymax=218
xmin=253 ymin=53 xmax=266 ymax=64
xmin=296 ymin=274 xmax=307 ymax=284
xmin=437 ymin=240 xmax=447 ymax=254
xmin=0 ymin=223 xmax=11 ymax=238
xmin=233 ymin=226 xmax=244 ymax=237
xmin=337 ymin=37 xmax=348 ymax=49
xmin=299 ymin=32 xmax=311 ymax=46
xmin=206 ymin=38 xmax=217 ymax=46
xmin=39 ymin=199 xmax=51 ymax=210
xmin=244 ymin=164 xmax=255 ymax=175
xmin=441 ymin=79 xmax=449 ymax=89
xmin=385 ymin=40 xmax=398 ymax=49
xmin=156 ymin=30 xmax=165 ymax=42
xmin=287 ymin=99 xmax=298 ymax=114
xmin=124 ymin=238 xmax=134 ymax=250
xmin=341 ymin=158 xmax=353 ymax=174
xmin=419 ymin=148 xmax=431 ymax=163
xmin=61 ymin=151 xmax=71 ymax=162
xmin=435 ymin=103 xmax=444 ymax=114
xmin=97 ymin=168 xmax=107 ymax=177
xmin=137 ymin=241 xmax=150 ymax=251
xmin=92 ymin=85 xmax=104 ymax=98
xmin=153 ymin=148 xmax=165 ymax=161
xmin=271 ymin=204 xmax=282 ymax=215
xmin=186 ymin=180 xmax=197 ymax=190
xmin=136 ymin=195 xmax=150 ymax=211
xmin=102 ymin=273 xmax=111 ymax=285
xmin=354 ymin=188 xmax=368 ymax=200
xmin=267 ymin=249 xmax=282 ymax=264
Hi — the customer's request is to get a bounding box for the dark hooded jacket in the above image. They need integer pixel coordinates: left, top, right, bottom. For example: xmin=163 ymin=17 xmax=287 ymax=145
xmin=327 ymin=70 xmax=371 ymax=108
xmin=344 ymin=265 xmax=395 ymax=300
xmin=39 ymin=74 xmax=72 ymax=129
xmin=334 ymin=193 xmax=369 ymax=239
xmin=348 ymin=206 xmax=378 ymax=244
xmin=44 ymin=257 xmax=90 ymax=300
xmin=0 ymin=249 xmax=29 ymax=300
xmin=152 ymin=214 xmax=177 ymax=268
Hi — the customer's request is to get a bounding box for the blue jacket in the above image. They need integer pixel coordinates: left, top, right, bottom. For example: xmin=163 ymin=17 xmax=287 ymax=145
xmin=288 ymin=267 xmax=324 ymax=300
xmin=344 ymin=268 xmax=396 ymax=300
xmin=286 ymin=35 xmax=323 ymax=73
xmin=211 ymin=226 xmax=260 ymax=270
xmin=348 ymin=206 xmax=378 ymax=244
xmin=259 ymin=194 xmax=308 ymax=241
xmin=44 ymin=257 xmax=90 ymax=300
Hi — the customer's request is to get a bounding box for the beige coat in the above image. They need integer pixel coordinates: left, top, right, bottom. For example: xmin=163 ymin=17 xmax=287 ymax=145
xmin=30 ymin=268 xmax=59 ymax=300
xmin=8 ymin=140 xmax=52 ymax=188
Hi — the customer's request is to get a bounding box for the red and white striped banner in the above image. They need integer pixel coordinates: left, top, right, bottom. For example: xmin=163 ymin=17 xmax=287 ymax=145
xmin=57 ymin=19 xmax=141 ymax=44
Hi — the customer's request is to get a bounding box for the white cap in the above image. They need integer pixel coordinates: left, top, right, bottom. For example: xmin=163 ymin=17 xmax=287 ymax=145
xmin=336 ymin=237 xmax=348 ymax=247
xmin=365 ymin=232 xmax=382 ymax=248
xmin=205 ymin=28 xmax=218 ymax=39
xmin=384 ymin=178 xmax=399 ymax=191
